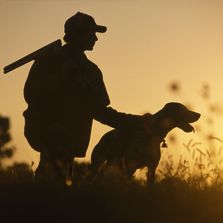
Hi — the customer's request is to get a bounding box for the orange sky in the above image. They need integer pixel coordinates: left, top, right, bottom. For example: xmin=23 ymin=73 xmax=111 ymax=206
xmin=1 ymin=0 xmax=223 ymax=169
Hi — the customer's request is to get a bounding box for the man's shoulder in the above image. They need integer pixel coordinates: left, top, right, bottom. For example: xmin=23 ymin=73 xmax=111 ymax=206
xmin=85 ymin=56 xmax=99 ymax=68
xmin=34 ymin=48 xmax=61 ymax=69
xmin=84 ymin=56 xmax=103 ymax=77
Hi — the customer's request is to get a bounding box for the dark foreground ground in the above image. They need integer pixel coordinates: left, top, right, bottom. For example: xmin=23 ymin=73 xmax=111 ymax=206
xmin=1 ymin=163 xmax=223 ymax=223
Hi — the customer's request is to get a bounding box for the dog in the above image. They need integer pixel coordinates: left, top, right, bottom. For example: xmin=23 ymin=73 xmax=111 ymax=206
xmin=91 ymin=102 xmax=200 ymax=185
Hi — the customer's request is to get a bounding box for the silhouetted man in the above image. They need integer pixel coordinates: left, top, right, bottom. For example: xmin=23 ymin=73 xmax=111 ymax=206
xmin=23 ymin=12 xmax=143 ymax=183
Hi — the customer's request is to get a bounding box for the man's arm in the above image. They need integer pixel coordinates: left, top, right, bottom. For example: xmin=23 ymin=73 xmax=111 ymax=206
xmin=93 ymin=106 xmax=144 ymax=130
xmin=88 ymin=64 xmax=143 ymax=130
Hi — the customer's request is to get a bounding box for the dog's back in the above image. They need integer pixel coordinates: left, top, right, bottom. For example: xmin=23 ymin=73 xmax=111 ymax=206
xmin=91 ymin=114 xmax=154 ymax=175
xmin=91 ymin=129 xmax=129 ymax=170
xmin=91 ymin=127 xmax=155 ymax=175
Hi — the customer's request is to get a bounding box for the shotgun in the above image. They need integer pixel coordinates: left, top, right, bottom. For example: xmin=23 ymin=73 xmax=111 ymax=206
xmin=3 ymin=39 xmax=62 ymax=74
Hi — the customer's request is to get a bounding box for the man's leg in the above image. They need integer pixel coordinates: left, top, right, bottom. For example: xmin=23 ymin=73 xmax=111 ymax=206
xmin=35 ymin=152 xmax=74 ymax=184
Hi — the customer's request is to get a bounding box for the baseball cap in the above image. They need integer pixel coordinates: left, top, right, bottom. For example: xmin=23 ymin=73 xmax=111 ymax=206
xmin=64 ymin=12 xmax=107 ymax=35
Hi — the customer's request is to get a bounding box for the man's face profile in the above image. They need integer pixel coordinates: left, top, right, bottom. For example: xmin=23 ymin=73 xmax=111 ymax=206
xmin=82 ymin=30 xmax=98 ymax=51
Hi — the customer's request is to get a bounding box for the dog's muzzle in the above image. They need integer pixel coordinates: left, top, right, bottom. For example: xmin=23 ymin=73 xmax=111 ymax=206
xmin=179 ymin=112 xmax=201 ymax=132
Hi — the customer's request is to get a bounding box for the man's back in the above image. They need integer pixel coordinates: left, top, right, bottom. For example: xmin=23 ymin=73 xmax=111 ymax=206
xmin=23 ymin=45 xmax=111 ymax=155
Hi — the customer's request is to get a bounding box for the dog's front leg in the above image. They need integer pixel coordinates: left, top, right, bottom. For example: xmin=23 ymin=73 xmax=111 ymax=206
xmin=146 ymin=167 xmax=156 ymax=186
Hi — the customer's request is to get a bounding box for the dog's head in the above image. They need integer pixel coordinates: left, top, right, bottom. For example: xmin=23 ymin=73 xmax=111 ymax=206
xmin=158 ymin=102 xmax=200 ymax=132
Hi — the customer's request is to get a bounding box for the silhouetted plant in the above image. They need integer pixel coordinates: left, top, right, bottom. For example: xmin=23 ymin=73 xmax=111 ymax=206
xmin=3 ymin=162 xmax=34 ymax=183
xmin=0 ymin=114 xmax=33 ymax=182
xmin=0 ymin=115 xmax=14 ymax=168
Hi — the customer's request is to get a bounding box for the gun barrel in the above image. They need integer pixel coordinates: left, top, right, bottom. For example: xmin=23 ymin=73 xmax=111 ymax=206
xmin=3 ymin=39 xmax=62 ymax=74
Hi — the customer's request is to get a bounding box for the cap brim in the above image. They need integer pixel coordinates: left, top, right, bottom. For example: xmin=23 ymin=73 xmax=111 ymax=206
xmin=96 ymin=25 xmax=107 ymax=33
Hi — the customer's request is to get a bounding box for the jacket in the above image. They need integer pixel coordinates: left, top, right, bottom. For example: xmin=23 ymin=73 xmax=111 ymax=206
xmin=24 ymin=45 xmax=141 ymax=157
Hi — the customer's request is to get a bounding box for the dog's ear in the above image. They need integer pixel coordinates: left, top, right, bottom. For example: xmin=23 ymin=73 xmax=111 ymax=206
xmin=160 ymin=118 xmax=175 ymax=129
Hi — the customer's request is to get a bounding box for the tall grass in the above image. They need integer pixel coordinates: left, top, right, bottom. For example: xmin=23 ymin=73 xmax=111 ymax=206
xmin=2 ymin=160 xmax=223 ymax=223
